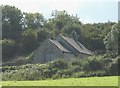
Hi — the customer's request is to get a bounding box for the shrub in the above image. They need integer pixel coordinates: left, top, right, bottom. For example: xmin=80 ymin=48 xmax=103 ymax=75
xmin=62 ymin=69 xmax=72 ymax=77
xmin=71 ymin=66 xmax=82 ymax=72
xmin=108 ymin=58 xmax=118 ymax=75
xmin=71 ymin=58 xmax=82 ymax=66
xmin=72 ymin=72 xmax=87 ymax=78
xmin=49 ymin=60 xmax=68 ymax=70
xmin=86 ymin=70 xmax=107 ymax=77
xmin=52 ymin=73 xmax=61 ymax=79
xmin=43 ymin=69 xmax=52 ymax=78
xmin=83 ymin=56 xmax=104 ymax=71
xmin=2 ymin=55 xmax=119 ymax=81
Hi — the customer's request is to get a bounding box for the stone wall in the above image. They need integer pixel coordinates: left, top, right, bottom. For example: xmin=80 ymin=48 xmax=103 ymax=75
xmin=34 ymin=39 xmax=67 ymax=63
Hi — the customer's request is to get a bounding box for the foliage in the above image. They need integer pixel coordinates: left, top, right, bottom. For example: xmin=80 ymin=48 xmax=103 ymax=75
xmin=2 ymin=5 xmax=119 ymax=66
xmin=19 ymin=29 xmax=39 ymax=54
xmin=103 ymin=23 xmax=120 ymax=56
xmin=49 ymin=60 xmax=68 ymax=70
xmin=2 ymin=55 xmax=118 ymax=81
xmin=1 ymin=39 xmax=16 ymax=60
xmin=23 ymin=12 xmax=45 ymax=29
xmin=84 ymin=56 xmax=104 ymax=71
xmin=2 ymin=5 xmax=23 ymax=40
xmin=37 ymin=29 xmax=49 ymax=42
xmin=108 ymin=57 xmax=119 ymax=75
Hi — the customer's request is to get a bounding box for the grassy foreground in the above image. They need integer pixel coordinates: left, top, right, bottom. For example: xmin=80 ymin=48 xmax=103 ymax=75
xmin=2 ymin=76 xmax=118 ymax=86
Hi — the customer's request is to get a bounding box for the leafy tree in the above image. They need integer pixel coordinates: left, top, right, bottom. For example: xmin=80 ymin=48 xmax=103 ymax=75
xmin=103 ymin=23 xmax=119 ymax=56
xmin=81 ymin=22 xmax=114 ymax=52
xmin=45 ymin=10 xmax=82 ymax=38
xmin=61 ymin=24 xmax=83 ymax=41
xmin=1 ymin=39 xmax=16 ymax=61
xmin=37 ymin=29 xmax=49 ymax=42
xmin=23 ymin=13 xmax=45 ymax=29
xmin=19 ymin=29 xmax=39 ymax=54
xmin=51 ymin=10 xmax=81 ymax=31
xmin=2 ymin=5 xmax=23 ymax=40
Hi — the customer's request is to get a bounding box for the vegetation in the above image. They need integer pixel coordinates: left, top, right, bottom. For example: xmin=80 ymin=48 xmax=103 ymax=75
xmin=2 ymin=5 xmax=119 ymax=62
xmin=2 ymin=55 xmax=119 ymax=81
xmin=1 ymin=5 xmax=119 ymax=83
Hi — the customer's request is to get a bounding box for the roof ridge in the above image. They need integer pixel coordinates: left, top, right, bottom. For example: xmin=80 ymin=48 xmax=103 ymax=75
xmin=59 ymin=34 xmax=92 ymax=55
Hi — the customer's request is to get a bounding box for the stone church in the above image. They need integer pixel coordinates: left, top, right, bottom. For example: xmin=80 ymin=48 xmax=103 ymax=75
xmin=34 ymin=34 xmax=93 ymax=63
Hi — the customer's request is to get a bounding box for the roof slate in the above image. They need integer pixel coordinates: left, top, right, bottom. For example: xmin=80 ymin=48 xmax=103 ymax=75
xmin=49 ymin=39 xmax=70 ymax=53
xmin=59 ymin=35 xmax=92 ymax=55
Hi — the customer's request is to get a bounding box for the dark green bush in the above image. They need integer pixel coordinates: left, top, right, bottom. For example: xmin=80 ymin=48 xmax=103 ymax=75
xmin=49 ymin=60 xmax=68 ymax=69
xmin=83 ymin=56 xmax=104 ymax=71
xmin=71 ymin=59 xmax=82 ymax=66
xmin=108 ymin=58 xmax=118 ymax=75
xmin=71 ymin=66 xmax=82 ymax=72
xmin=62 ymin=69 xmax=72 ymax=77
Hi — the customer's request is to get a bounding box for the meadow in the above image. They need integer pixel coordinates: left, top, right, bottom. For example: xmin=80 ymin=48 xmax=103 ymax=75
xmin=2 ymin=76 xmax=118 ymax=86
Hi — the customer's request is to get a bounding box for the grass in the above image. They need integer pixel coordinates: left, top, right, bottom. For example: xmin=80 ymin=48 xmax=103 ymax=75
xmin=2 ymin=76 xmax=118 ymax=86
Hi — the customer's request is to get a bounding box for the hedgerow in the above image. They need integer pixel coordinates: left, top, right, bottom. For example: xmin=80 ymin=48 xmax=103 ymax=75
xmin=2 ymin=55 xmax=119 ymax=81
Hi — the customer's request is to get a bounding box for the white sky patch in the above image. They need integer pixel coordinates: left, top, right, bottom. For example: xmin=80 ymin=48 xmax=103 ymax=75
xmin=0 ymin=0 xmax=118 ymax=23
xmin=1 ymin=0 xmax=82 ymax=13
xmin=80 ymin=16 xmax=94 ymax=24
xmin=1 ymin=0 xmax=118 ymax=13
xmin=0 ymin=0 xmax=84 ymax=18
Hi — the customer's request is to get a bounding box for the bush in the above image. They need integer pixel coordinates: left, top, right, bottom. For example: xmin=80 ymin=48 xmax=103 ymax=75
xmin=2 ymin=55 xmax=119 ymax=81
xmin=108 ymin=58 xmax=118 ymax=75
xmin=62 ymin=69 xmax=72 ymax=77
xmin=49 ymin=60 xmax=68 ymax=70
xmin=52 ymin=69 xmax=72 ymax=79
xmin=71 ymin=66 xmax=82 ymax=72
xmin=71 ymin=58 xmax=83 ymax=66
xmin=43 ymin=69 xmax=52 ymax=78
xmin=86 ymin=70 xmax=107 ymax=77
xmin=72 ymin=72 xmax=87 ymax=78
xmin=83 ymin=56 xmax=104 ymax=71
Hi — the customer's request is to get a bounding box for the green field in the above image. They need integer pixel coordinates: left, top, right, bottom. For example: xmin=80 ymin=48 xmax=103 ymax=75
xmin=2 ymin=76 xmax=118 ymax=86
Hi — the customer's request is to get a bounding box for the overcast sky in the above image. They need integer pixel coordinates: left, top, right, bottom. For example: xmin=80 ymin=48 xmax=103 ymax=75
xmin=0 ymin=0 xmax=119 ymax=23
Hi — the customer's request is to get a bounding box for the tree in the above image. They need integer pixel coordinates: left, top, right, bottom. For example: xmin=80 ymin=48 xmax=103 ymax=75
xmin=1 ymin=39 xmax=16 ymax=61
xmin=37 ymin=29 xmax=49 ymax=42
xmin=19 ymin=29 xmax=39 ymax=54
xmin=61 ymin=24 xmax=82 ymax=39
xmin=23 ymin=13 xmax=45 ymax=30
xmin=2 ymin=5 xmax=23 ymax=40
xmin=103 ymin=23 xmax=119 ymax=56
xmin=51 ymin=10 xmax=81 ymax=31
xmin=81 ymin=22 xmax=115 ymax=52
xmin=45 ymin=10 xmax=82 ymax=38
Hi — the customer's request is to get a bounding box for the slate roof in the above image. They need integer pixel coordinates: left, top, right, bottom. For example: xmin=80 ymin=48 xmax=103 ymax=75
xmin=77 ymin=42 xmax=92 ymax=55
xmin=59 ymin=34 xmax=92 ymax=55
xmin=49 ymin=39 xmax=70 ymax=53
xmin=49 ymin=35 xmax=92 ymax=55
